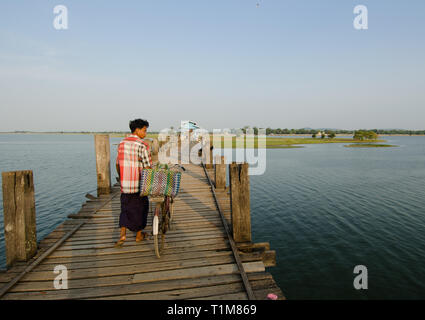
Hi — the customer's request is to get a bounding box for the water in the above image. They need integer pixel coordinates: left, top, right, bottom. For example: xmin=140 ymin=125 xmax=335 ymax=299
xmin=250 ymin=136 xmax=425 ymax=299
xmin=0 ymin=134 xmax=120 ymax=269
xmin=1 ymin=134 xmax=425 ymax=299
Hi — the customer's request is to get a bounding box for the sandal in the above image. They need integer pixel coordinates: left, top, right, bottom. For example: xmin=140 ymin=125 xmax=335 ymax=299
xmin=136 ymin=232 xmax=148 ymax=242
xmin=114 ymin=235 xmax=126 ymax=247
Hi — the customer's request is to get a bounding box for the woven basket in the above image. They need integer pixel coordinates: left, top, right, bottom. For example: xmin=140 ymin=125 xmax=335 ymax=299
xmin=139 ymin=167 xmax=181 ymax=198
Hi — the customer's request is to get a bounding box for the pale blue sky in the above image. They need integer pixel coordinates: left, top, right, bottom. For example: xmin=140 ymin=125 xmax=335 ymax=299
xmin=0 ymin=0 xmax=424 ymax=131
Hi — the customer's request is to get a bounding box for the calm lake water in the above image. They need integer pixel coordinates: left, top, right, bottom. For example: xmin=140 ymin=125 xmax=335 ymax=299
xmin=1 ymin=134 xmax=425 ymax=299
xmin=0 ymin=134 xmax=121 ymax=269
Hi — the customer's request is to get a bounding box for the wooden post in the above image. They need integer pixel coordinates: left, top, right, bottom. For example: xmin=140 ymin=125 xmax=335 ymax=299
xmin=94 ymin=134 xmax=111 ymax=196
xmin=229 ymin=163 xmax=251 ymax=243
xmin=205 ymin=146 xmax=214 ymax=169
xmin=1 ymin=170 xmax=37 ymax=267
xmin=214 ymin=155 xmax=226 ymax=189
xmin=152 ymin=138 xmax=159 ymax=155
xmin=150 ymin=138 xmax=159 ymax=163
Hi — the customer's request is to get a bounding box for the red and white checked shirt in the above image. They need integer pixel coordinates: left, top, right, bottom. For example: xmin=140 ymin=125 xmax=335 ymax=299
xmin=116 ymin=135 xmax=152 ymax=193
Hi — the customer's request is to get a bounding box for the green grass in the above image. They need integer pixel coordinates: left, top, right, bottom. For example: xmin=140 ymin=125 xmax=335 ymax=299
xmin=344 ymin=143 xmax=397 ymax=148
xmin=266 ymin=145 xmax=304 ymax=149
xmin=211 ymin=137 xmax=386 ymax=149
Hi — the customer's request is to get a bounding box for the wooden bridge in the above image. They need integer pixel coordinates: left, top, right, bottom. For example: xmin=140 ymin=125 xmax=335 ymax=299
xmin=0 ymin=136 xmax=284 ymax=300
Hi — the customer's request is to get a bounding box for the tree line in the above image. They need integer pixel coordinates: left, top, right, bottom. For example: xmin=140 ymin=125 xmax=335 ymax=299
xmin=243 ymin=128 xmax=425 ymax=136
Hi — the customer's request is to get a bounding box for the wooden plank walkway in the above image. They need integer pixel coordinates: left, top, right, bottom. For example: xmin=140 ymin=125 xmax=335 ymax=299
xmin=0 ymin=163 xmax=284 ymax=300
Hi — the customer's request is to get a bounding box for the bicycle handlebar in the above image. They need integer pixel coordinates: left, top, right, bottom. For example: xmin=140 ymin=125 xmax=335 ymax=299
xmin=171 ymin=164 xmax=186 ymax=171
xmin=155 ymin=163 xmax=186 ymax=172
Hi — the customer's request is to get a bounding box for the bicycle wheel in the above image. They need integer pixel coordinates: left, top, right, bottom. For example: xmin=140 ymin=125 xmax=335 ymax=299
xmin=153 ymin=206 xmax=161 ymax=258
xmin=154 ymin=234 xmax=160 ymax=258
xmin=168 ymin=199 xmax=174 ymax=231
xmin=159 ymin=232 xmax=166 ymax=252
xmin=154 ymin=201 xmax=169 ymax=258
xmin=160 ymin=201 xmax=169 ymax=253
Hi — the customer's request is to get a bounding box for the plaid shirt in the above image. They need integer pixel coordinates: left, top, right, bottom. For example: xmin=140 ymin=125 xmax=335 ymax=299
xmin=116 ymin=135 xmax=152 ymax=193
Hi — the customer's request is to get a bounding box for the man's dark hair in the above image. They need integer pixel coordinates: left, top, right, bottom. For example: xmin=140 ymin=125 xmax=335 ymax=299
xmin=129 ymin=119 xmax=149 ymax=133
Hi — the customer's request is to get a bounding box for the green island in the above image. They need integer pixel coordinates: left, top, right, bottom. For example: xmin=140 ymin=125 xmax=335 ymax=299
xmin=344 ymin=144 xmax=398 ymax=148
xmin=212 ymin=137 xmax=387 ymax=149
xmin=210 ymin=131 xmax=390 ymax=149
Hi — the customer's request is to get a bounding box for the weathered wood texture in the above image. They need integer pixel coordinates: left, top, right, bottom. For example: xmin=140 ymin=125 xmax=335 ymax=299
xmin=0 ymin=163 xmax=284 ymax=300
xmin=94 ymin=135 xmax=111 ymax=196
xmin=229 ymin=163 xmax=252 ymax=243
xmin=209 ymin=147 xmax=214 ymax=169
xmin=1 ymin=171 xmax=37 ymax=267
xmin=214 ymin=156 xmax=226 ymax=189
xmin=204 ymin=146 xmax=214 ymax=169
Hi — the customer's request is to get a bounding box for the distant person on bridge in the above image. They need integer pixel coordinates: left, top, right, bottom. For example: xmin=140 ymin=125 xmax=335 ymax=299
xmin=115 ymin=119 xmax=152 ymax=247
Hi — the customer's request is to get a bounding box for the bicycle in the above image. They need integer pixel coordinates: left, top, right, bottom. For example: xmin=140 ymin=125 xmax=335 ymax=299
xmin=150 ymin=164 xmax=184 ymax=258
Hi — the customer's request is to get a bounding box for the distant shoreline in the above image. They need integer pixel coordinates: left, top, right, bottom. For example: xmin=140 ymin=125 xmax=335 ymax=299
xmin=268 ymin=133 xmax=425 ymax=137
xmin=0 ymin=132 xmax=134 ymax=135
xmin=1 ymin=132 xmax=425 ymax=137
xmin=0 ymin=132 xmax=409 ymax=149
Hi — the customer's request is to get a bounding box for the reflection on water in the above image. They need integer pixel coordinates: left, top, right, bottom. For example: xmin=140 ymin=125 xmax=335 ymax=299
xmin=1 ymin=134 xmax=425 ymax=299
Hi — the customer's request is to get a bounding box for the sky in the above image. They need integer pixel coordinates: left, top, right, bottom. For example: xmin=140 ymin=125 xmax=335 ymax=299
xmin=0 ymin=0 xmax=424 ymax=132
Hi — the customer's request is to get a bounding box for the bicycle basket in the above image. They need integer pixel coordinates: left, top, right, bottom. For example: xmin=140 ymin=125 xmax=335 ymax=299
xmin=139 ymin=166 xmax=182 ymax=198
